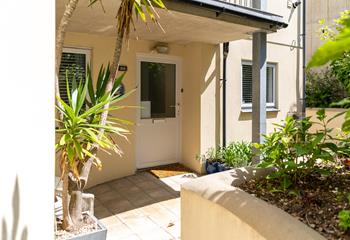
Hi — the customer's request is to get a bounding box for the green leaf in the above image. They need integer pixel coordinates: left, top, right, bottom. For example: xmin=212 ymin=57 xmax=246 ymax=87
xmin=134 ymin=2 xmax=146 ymax=22
xmin=57 ymin=96 xmax=76 ymax=119
xmin=308 ymin=34 xmax=350 ymax=68
xmin=67 ymin=145 xmax=75 ymax=165
xmin=112 ymin=72 xmax=126 ymax=94
xmin=308 ymin=19 xmax=350 ymax=68
xmin=152 ymin=0 xmax=166 ymax=9
xmin=87 ymin=64 xmax=96 ymax=104
xmin=316 ymin=108 xmax=326 ymax=121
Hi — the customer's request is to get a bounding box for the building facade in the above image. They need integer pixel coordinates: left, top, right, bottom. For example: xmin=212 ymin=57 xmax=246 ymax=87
xmin=56 ymin=0 xmax=303 ymax=187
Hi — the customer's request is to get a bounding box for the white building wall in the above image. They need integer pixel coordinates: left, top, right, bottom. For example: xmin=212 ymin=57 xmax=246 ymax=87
xmin=0 ymin=1 xmax=55 ymax=239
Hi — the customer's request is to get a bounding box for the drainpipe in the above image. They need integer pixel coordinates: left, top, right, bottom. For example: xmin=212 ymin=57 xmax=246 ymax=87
xmin=223 ymin=42 xmax=229 ymax=147
xmin=301 ymin=0 xmax=306 ymax=118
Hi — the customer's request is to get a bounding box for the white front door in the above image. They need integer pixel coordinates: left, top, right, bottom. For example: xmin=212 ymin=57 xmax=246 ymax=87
xmin=136 ymin=54 xmax=181 ymax=169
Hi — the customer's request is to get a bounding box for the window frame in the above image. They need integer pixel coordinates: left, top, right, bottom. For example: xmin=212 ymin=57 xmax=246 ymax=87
xmin=241 ymin=60 xmax=277 ymax=110
xmin=59 ymin=47 xmax=91 ymax=103
xmin=62 ymin=47 xmax=91 ymax=69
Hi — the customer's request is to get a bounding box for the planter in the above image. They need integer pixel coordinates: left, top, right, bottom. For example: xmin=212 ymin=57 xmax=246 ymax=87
xmin=181 ymin=167 xmax=325 ymax=240
xmin=56 ymin=213 xmax=107 ymax=240
xmin=205 ymin=160 xmax=230 ymax=174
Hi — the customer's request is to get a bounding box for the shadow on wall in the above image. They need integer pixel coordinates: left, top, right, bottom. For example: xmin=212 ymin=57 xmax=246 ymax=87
xmin=199 ymin=45 xmax=221 ymax=148
xmin=1 ymin=176 xmax=28 ymax=240
xmin=238 ymin=111 xmax=278 ymax=121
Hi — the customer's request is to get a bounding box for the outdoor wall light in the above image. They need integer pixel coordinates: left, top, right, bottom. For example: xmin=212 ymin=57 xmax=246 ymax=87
xmin=287 ymin=0 xmax=301 ymax=9
xmin=154 ymin=43 xmax=169 ymax=54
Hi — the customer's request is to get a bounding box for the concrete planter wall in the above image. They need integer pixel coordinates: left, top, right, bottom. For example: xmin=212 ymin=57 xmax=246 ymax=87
xmin=59 ymin=214 xmax=107 ymax=240
xmin=181 ymin=167 xmax=325 ymax=240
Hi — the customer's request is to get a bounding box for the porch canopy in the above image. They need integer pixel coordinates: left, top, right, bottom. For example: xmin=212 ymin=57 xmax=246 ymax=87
xmin=56 ymin=0 xmax=286 ymax=44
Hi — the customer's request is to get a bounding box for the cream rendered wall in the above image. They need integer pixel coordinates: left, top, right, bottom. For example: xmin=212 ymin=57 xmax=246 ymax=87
xmin=307 ymin=108 xmax=345 ymax=137
xmin=224 ymin=0 xmax=302 ymax=143
xmin=181 ymin=43 xmax=221 ymax=173
xmin=60 ymin=32 xmax=213 ymax=185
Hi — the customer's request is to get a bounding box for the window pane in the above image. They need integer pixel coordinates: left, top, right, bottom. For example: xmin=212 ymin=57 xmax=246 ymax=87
xmin=266 ymin=66 xmax=274 ymax=104
xmin=242 ymin=64 xmax=253 ymax=104
xmin=59 ymin=52 xmax=86 ymax=103
xmin=241 ymin=63 xmax=275 ymax=106
xmin=141 ymin=61 xmax=176 ymax=119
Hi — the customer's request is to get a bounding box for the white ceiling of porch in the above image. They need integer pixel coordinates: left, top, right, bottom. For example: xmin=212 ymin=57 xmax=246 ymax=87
xmin=56 ymin=0 xmax=260 ymax=44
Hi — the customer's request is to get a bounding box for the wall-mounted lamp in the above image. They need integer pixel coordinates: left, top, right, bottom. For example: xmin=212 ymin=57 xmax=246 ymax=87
xmin=153 ymin=43 xmax=169 ymax=54
xmin=287 ymin=0 xmax=301 ymax=9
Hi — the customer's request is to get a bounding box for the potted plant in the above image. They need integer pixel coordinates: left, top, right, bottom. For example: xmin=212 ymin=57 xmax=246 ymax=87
xmin=55 ymin=65 xmax=130 ymax=239
xmin=201 ymin=142 xmax=253 ymax=174
xmin=201 ymin=147 xmax=225 ymax=174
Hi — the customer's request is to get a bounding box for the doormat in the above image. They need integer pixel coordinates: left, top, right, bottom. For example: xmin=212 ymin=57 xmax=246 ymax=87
xmin=141 ymin=163 xmax=194 ymax=179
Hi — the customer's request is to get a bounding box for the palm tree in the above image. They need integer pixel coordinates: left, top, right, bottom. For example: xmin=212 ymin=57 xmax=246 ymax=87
xmin=55 ymin=0 xmax=166 ymax=230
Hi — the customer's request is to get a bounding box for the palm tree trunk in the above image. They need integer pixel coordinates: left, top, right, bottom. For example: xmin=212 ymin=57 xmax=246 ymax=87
xmin=55 ymin=0 xmax=80 ymax=101
xmin=56 ymin=0 xmax=79 ymax=231
xmin=62 ymin=161 xmax=73 ymax=230
xmin=77 ymin=30 xmax=125 ymax=189
xmin=67 ymin=31 xmax=125 ymax=227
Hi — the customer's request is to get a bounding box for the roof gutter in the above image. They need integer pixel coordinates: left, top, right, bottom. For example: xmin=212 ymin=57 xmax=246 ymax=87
xmin=166 ymin=0 xmax=288 ymax=31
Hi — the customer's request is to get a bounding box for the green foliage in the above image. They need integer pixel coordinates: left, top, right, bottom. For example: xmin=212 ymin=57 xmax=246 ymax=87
xmin=222 ymin=142 xmax=253 ymax=168
xmin=202 ymin=141 xmax=253 ymax=168
xmin=56 ymin=66 xmax=132 ymax=179
xmin=306 ymin=69 xmax=348 ymax=108
xmin=204 ymin=147 xmax=222 ymax=162
xmin=319 ymin=10 xmax=350 ymax=41
xmin=339 ymin=210 xmax=350 ymax=231
xmin=256 ymin=109 xmax=339 ymax=190
xmin=308 ymin=11 xmax=350 ymax=68
xmin=330 ymin=52 xmax=350 ymax=93
xmin=86 ymin=64 xmax=126 ymax=106
xmin=308 ymin=10 xmax=350 ymax=139
xmin=339 ymin=193 xmax=350 ymax=231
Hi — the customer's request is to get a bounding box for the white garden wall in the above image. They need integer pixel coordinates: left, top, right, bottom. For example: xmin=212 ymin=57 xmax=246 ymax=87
xmin=0 ymin=1 xmax=55 ymax=239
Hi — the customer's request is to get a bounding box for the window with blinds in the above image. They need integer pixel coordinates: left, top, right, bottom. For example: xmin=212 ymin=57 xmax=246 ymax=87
xmin=241 ymin=61 xmax=276 ymax=108
xmin=58 ymin=48 xmax=90 ymax=103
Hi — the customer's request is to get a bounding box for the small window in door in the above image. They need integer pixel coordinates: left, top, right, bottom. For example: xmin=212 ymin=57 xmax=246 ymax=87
xmin=140 ymin=61 xmax=176 ymax=119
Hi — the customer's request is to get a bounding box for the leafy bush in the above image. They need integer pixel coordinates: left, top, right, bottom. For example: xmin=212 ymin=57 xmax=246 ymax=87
xmin=222 ymin=142 xmax=253 ymax=168
xmin=203 ymin=147 xmax=222 ymax=163
xmin=339 ymin=210 xmax=350 ymax=231
xmin=306 ymin=69 xmax=348 ymax=108
xmin=331 ymin=52 xmax=350 ymax=93
xmin=202 ymin=141 xmax=253 ymax=168
xmin=256 ymin=109 xmax=339 ymax=189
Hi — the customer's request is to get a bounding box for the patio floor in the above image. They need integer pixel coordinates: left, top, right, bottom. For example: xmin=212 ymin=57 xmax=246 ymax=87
xmin=87 ymin=171 xmax=198 ymax=240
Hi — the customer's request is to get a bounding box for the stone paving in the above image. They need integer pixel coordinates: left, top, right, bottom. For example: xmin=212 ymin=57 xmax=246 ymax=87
xmin=87 ymin=171 xmax=198 ymax=240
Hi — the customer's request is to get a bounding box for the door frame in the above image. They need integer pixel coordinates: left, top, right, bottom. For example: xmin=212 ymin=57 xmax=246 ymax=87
xmin=135 ymin=53 xmax=182 ymax=169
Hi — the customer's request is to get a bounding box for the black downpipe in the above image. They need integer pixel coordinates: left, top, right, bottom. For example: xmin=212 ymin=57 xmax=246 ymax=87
xmin=223 ymin=42 xmax=229 ymax=147
xmin=301 ymin=0 xmax=306 ymax=118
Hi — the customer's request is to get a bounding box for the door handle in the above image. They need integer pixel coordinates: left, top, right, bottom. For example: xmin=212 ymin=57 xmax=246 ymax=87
xmin=169 ymin=103 xmax=180 ymax=108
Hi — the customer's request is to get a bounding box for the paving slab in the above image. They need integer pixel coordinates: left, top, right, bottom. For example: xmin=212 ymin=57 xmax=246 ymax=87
xmin=87 ymin=172 xmax=198 ymax=240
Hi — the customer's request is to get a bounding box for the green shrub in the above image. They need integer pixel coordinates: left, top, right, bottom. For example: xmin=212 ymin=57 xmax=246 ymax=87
xmin=201 ymin=141 xmax=253 ymax=168
xmin=339 ymin=194 xmax=350 ymax=231
xmin=256 ymin=109 xmax=339 ymax=189
xmin=331 ymin=52 xmax=350 ymax=93
xmin=339 ymin=210 xmax=350 ymax=231
xmin=203 ymin=147 xmax=222 ymax=162
xmin=306 ymin=69 xmax=348 ymax=108
xmin=222 ymin=142 xmax=253 ymax=168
